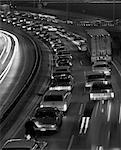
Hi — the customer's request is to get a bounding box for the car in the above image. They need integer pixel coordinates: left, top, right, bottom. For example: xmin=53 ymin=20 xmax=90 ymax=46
xmin=2 ymin=139 xmax=47 ymax=150
xmin=55 ymin=52 xmax=73 ymax=60
xmin=92 ymin=61 xmax=111 ymax=77
xmin=52 ymin=45 xmax=65 ymax=53
xmin=85 ymin=71 xmax=107 ymax=90
xmin=56 ymin=50 xmax=72 ymax=56
xmin=79 ymin=101 xmax=96 ymax=134
xmin=89 ymin=80 xmax=115 ymax=101
xmin=54 ymin=54 xmax=72 ymax=61
xmin=55 ymin=58 xmax=72 ymax=68
xmin=28 ymin=107 xmax=63 ymax=132
xmin=72 ymin=36 xmax=86 ymax=45
xmin=49 ymin=74 xmax=74 ymax=91
xmin=77 ymin=41 xmax=87 ymax=52
xmin=51 ymin=70 xmax=71 ymax=79
xmin=53 ymin=66 xmax=71 ymax=74
xmin=40 ymin=90 xmax=72 ymax=112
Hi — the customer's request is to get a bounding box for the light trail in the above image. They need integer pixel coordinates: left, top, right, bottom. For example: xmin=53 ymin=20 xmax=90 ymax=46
xmin=0 ymin=30 xmax=19 ymax=84
xmin=107 ymin=101 xmax=112 ymax=122
xmin=119 ymin=104 xmax=121 ymax=124
xmin=1 ymin=34 xmax=11 ymax=64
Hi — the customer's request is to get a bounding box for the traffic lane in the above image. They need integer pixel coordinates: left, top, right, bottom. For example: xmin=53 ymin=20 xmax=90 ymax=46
xmin=6 ymin=26 xmax=121 ymax=150
xmin=13 ymin=38 xmax=90 ymax=150
xmin=90 ymin=100 xmax=121 ymax=149
xmin=14 ymin=88 xmax=87 ymax=150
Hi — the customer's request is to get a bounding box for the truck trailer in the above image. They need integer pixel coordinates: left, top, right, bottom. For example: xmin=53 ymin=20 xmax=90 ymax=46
xmin=85 ymin=29 xmax=112 ymax=63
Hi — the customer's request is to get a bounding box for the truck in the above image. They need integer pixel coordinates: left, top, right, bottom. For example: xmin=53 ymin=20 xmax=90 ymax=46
xmin=85 ymin=29 xmax=112 ymax=63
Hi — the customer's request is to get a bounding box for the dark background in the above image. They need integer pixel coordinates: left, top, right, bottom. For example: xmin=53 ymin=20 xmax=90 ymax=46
xmin=1 ymin=1 xmax=121 ymax=19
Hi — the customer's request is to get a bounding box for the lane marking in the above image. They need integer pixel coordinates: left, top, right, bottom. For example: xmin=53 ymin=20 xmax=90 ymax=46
xmin=79 ymin=103 xmax=83 ymax=115
xmin=67 ymin=134 xmax=74 ymax=150
xmin=119 ymin=104 xmax=121 ymax=124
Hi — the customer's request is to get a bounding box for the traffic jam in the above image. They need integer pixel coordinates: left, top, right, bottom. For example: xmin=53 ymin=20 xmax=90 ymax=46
xmin=0 ymin=9 xmax=115 ymax=150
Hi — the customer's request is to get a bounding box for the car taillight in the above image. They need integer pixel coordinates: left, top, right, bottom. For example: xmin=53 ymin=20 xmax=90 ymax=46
xmin=90 ymin=93 xmax=93 ymax=99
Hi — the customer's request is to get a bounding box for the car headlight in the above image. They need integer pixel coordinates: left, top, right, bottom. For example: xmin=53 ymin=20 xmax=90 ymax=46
xmin=111 ymin=92 xmax=114 ymax=98
xmin=90 ymin=93 xmax=93 ymax=99
xmin=51 ymin=76 xmax=54 ymax=79
xmin=64 ymin=104 xmax=67 ymax=111
xmin=40 ymin=104 xmax=43 ymax=108
xmin=51 ymin=125 xmax=56 ymax=128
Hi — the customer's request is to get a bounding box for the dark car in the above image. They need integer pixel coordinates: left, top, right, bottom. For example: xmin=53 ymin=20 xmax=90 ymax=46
xmin=27 ymin=107 xmax=63 ymax=132
xmin=51 ymin=70 xmax=71 ymax=79
xmin=2 ymin=139 xmax=47 ymax=150
xmin=55 ymin=58 xmax=72 ymax=68
xmin=79 ymin=101 xmax=96 ymax=134
xmin=85 ymin=71 xmax=107 ymax=90
xmin=49 ymin=74 xmax=74 ymax=91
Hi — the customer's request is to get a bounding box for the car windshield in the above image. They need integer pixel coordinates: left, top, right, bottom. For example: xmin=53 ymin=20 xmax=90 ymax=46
xmin=44 ymin=95 xmax=63 ymax=102
xmin=35 ymin=109 xmax=56 ymax=118
xmin=87 ymin=74 xmax=105 ymax=81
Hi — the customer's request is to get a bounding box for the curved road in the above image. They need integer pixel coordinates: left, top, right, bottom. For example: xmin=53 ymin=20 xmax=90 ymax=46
xmin=0 ymin=12 xmax=121 ymax=150
xmin=10 ymin=36 xmax=121 ymax=150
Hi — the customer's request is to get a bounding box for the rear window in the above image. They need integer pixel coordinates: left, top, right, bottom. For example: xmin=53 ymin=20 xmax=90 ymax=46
xmin=44 ymin=95 xmax=63 ymax=102
xmin=92 ymin=83 xmax=112 ymax=91
xmin=87 ymin=74 xmax=105 ymax=81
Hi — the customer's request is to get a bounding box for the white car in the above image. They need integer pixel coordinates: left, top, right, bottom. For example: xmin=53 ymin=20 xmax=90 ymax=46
xmin=92 ymin=61 xmax=111 ymax=77
xmin=89 ymin=80 xmax=114 ymax=101
xmin=40 ymin=90 xmax=72 ymax=112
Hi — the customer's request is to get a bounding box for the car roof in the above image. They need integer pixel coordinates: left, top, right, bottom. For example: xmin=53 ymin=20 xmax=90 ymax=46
xmin=45 ymin=90 xmax=69 ymax=96
xmin=86 ymin=71 xmax=105 ymax=76
xmin=2 ymin=139 xmax=35 ymax=148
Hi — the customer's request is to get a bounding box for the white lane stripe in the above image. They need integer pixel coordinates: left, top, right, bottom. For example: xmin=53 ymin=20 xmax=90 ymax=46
xmin=67 ymin=135 xmax=74 ymax=150
xmin=119 ymin=104 xmax=121 ymax=124
xmin=79 ymin=104 xmax=83 ymax=115
xmin=107 ymin=101 xmax=112 ymax=122
xmin=84 ymin=117 xmax=90 ymax=134
xmin=95 ymin=102 xmax=99 ymax=117
xmin=79 ymin=117 xmax=85 ymax=134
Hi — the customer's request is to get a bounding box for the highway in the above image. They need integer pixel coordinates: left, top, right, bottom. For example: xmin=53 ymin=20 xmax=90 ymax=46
xmin=2 ymin=34 xmax=121 ymax=150
xmin=0 ymin=9 xmax=121 ymax=150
